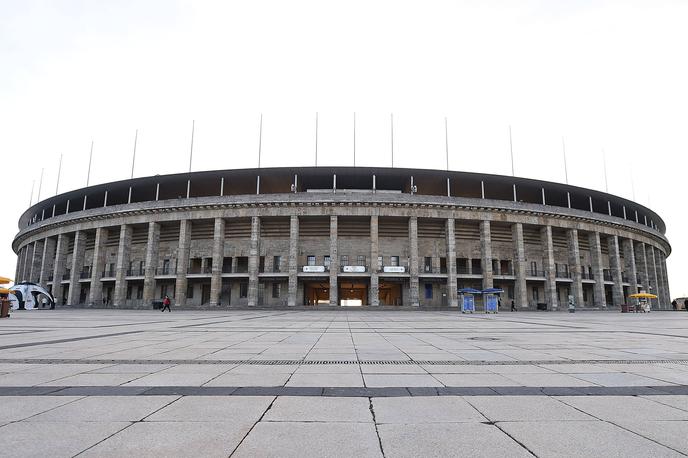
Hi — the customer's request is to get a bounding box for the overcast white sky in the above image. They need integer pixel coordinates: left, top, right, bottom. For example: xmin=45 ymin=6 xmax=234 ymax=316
xmin=2 ymin=1 xmax=687 ymax=297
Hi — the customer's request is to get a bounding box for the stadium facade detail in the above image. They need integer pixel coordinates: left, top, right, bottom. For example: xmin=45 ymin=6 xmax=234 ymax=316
xmin=12 ymin=167 xmax=671 ymax=309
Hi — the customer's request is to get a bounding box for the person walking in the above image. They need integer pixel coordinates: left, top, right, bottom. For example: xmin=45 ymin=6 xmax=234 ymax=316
xmin=511 ymin=299 xmax=516 ymax=312
xmin=672 ymin=299 xmax=677 ymax=311
xmin=161 ymin=295 xmax=171 ymax=312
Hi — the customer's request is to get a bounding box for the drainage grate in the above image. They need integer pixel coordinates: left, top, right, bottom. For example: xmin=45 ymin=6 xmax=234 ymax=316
xmin=0 ymin=358 xmax=687 ymax=366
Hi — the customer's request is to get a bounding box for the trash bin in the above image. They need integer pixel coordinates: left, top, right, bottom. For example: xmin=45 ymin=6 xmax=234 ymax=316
xmin=152 ymin=300 xmax=163 ymax=310
xmin=0 ymin=299 xmax=10 ymax=318
xmin=536 ymin=303 xmax=548 ymax=311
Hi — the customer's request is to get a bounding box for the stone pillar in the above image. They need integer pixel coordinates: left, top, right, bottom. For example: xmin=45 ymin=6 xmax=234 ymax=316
xmin=647 ymin=245 xmax=659 ymax=309
xmin=635 ymin=241 xmax=648 ymax=294
xmin=142 ymin=223 xmax=160 ymax=305
xmin=175 ymin=220 xmax=192 ymax=306
xmin=567 ymin=229 xmax=584 ymax=308
xmin=21 ymin=244 xmax=32 ymax=282
xmin=621 ymin=238 xmax=638 ymax=307
xmin=29 ymin=240 xmax=43 ymax=283
xmin=369 ymin=215 xmax=379 ymax=306
xmin=329 ymin=215 xmax=338 ymax=306
xmin=480 ymin=220 xmax=493 ymax=290
xmin=288 ymin=215 xmax=299 ymax=306
xmin=39 ymin=237 xmax=56 ymax=287
xmin=662 ymin=255 xmax=671 ymax=304
xmin=541 ymin=225 xmax=558 ymax=310
xmin=209 ymin=218 xmax=225 ymax=306
xmin=409 ymin=216 xmax=419 ymax=306
xmin=113 ymin=225 xmax=133 ymax=307
xmin=89 ymin=227 xmax=108 ymax=305
xmin=607 ymin=235 xmax=624 ymax=307
xmin=588 ymin=232 xmax=605 ymax=307
xmin=67 ymin=230 xmax=86 ymax=305
xmin=512 ymin=223 xmax=528 ymax=309
xmin=14 ymin=247 xmax=22 ymax=284
xmin=654 ymin=248 xmax=667 ymax=308
xmin=51 ymin=234 xmax=69 ymax=306
xmin=446 ymin=218 xmax=458 ymax=307
xmin=247 ymin=216 xmax=260 ymax=306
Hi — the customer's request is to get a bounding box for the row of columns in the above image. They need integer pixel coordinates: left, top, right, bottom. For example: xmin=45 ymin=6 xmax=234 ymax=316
xmin=16 ymin=217 xmax=672 ymax=308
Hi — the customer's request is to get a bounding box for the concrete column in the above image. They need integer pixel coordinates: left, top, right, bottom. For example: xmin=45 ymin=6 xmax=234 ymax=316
xmin=175 ymin=220 xmax=192 ymax=306
xmin=621 ymin=238 xmax=638 ymax=306
xmin=541 ymin=225 xmax=558 ymax=310
xmin=588 ymin=232 xmax=606 ymax=307
xmin=647 ymin=245 xmax=659 ymax=309
xmin=209 ymin=218 xmax=225 ymax=306
xmin=142 ymin=223 xmax=161 ymax=305
xmin=288 ymin=215 xmax=299 ymax=306
xmin=607 ymin=235 xmax=624 ymax=307
xmin=14 ymin=247 xmax=22 ymax=284
xmin=89 ymin=227 xmax=108 ymax=305
xmin=247 ymin=216 xmax=260 ymax=306
xmin=329 ymin=215 xmax=338 ymax=306
xmin=369 ymin=215 xmax=379 ymax=306
xmin=480 ymin=220 xmax=493 ymax=290
xmin=567 ymin=229 xmax=584 ymax=308
xmin=67 ymin=230 xmax=86 ymax=305
xmin=662 ymin=255 xmax=671 ymax=304
xmin=653 ymin=248 xmax=667 ymax=308
xmin=51 ymin=234 xmax=68 ymax=306
xmin=446 ymin=218 xmax=458 ymax=307
xmin=512 ymin=223 xmax=528 ymax=309
xmin=113 ymin=225 xmax=133 ymax=307
xmin=39 ymin=237 xmax=56 ymax=287
xmin=29 ymin=240 xmax=43 ymax=283
xmin=409 ymin=216 xmax=419 ymax=306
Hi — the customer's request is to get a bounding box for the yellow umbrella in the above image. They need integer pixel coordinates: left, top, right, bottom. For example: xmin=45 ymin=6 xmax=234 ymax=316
xmin=0 ymin=287 xmax=11 ymax=295
xmin=0 ymin=276 xmax=13 ymax=285
xmin=628 ymin=292 xmax=658 ymax=299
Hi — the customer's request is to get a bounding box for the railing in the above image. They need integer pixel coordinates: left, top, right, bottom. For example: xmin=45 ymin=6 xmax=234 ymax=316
xmin=102 ymin=269 xmax=116 ymax=278
xmin=79 ymin=270 xmax=91 ymax=279
xmin=155 ymin=267 xmax=176 ymax=276
xmin=622 ymin=273 xmax=629 ymax=283
xmin=528 ymin=270 xmax=546 ymax=277
xmin=555 ymin=271 xmax=571 ymax=279
xmin=126 ymin=268 xmax=145 ymax=276
xmin=603 ymin=271 xmax=613 ymax=281
xmin=222 ymin=266 xmax=233 ymax=273
xmin=456 ymin=267 xmax=471 ymax=274
xmin=497 ymin=268 xmax=514 ymax=276
xmin=47 ymin=274 xmax=54 ymax=281
xmin=62 ymin=271 xmax=71 ymax=280
xmin=581 ymin=271 xmax=594 ymax=280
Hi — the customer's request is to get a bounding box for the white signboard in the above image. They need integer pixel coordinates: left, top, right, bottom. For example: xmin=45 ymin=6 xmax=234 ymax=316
xmin=342 ymin=265 xmax=366 ymax=273
xmin=302 ymin=265 xmax=326 ymax=273
xmin=383 ymin=266 xmax=406 ymax=273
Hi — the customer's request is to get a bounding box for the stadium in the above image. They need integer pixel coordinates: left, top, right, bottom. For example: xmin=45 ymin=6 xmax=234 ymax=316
xmin=12 ymin=166 xmax=671 ymax=310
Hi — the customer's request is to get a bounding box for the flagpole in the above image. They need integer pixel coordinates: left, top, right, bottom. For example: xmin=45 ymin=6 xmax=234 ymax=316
xmin=55 ymin=153 xmax=63 ymax=195
xmin=258 ymin=114 xmax=263 ymax=168
xmin=445 ymin=117 xmax=449 ymax=171
xmin=131 ymin=130 xmax=138 ymax=179
xmin=390 ymin=113 xmax=394 ymax=168
xmin=188 ymin=121 xmax=195 ymax=173
xmin=29 ymin=180 xmax=35 ymax=206
xmin=37 ymin=168 xmax=44 ymax=202
xmin=509 ymin=125 xmax=515 ymax=177
xmin=562 ymin=136 xmax=569 ymax=185
xmin=353 ymin=112 xmax=356 ymax=167
xmin=86 ymin=141 xmax=94 ymax=186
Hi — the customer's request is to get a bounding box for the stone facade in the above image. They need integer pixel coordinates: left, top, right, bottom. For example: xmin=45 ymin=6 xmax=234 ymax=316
xmin=12 ymin=167 xmax=671 ymax=309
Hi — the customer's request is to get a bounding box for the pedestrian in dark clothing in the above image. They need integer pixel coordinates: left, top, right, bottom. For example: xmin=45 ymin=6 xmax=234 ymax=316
xmin=161 ymin=295 xmax=171 ymax=312
xmin=672 ymin=300 xmax=677 ymax=311
xmin=511 ymin=299 xmax=516 ymax=312
xmin=685 ymin=299 xmax=688 ymax=311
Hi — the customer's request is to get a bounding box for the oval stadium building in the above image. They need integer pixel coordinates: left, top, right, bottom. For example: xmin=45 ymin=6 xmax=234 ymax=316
xmin=12 ymin=167 xmax=671 ymax=310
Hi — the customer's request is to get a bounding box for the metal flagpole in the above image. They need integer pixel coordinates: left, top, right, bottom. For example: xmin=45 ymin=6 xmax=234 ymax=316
xmin=602 ymin=148 xmax=609 ymax=193
xmin=509 ymin=125 xmax=515 ymax=177
xmin=562 ymin=136 xmax=569 ymax=185
xmin=37 ymin=168 xmax=44 ymax=202
xmin=390 ymin=113 xmax=394 ymax=168
xmin=258 ymin=114 xmax=263 ymax=168
xmin=131 ymin=130 xmax=138 ymax=179
xmin=55 ymin=153 xmax=63 ymax=195
xmin=86 ymin=141 xmax=94 ymax=186
xmin=29 ymin=180 xmax=35 ymax=206
xmin=445 ymin=117 xmax=449 ymax=171
xmin=188 ymin=121 xmax=195 ymax=173
xmin=315 ymin=112 xmax=318 ymax=167
xmin=353 ymin=112 xmax=356 ymax=167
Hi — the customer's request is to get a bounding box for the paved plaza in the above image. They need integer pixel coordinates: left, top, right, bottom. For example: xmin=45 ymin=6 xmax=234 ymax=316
xmin=1 ymin=309 xmax=688 ymax=457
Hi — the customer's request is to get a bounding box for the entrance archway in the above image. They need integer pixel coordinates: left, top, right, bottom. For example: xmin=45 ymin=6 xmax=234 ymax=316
xmin=304 ymin=281 xmax=330 ymax=305
xmin=379 ymin=281 xmax=403 ymax=305
xmin=339 ymin=280 xmax=368 ymax=306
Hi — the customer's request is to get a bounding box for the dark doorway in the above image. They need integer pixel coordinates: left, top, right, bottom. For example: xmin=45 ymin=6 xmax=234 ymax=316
xmin=304 ymin=281 xmax=330 ymax=305
xmin=339 ymin=280 xmax=368 ymax=306
xmin=379 ymin=281 xmax=402 ymax=305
